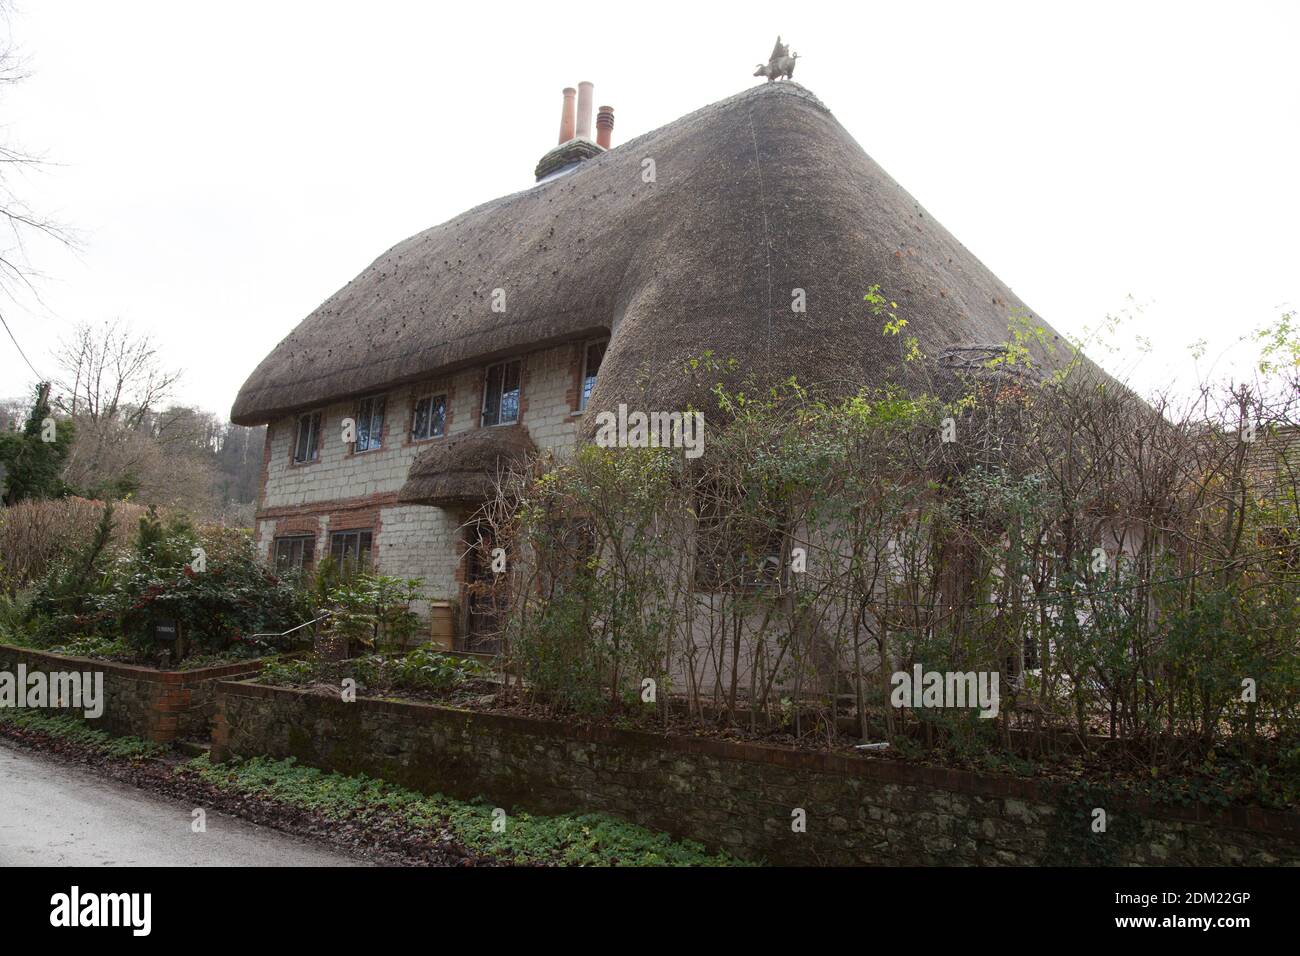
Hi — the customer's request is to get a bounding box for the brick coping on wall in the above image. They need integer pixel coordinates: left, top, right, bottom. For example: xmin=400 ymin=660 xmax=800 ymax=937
xmin=0 ymin=643 xmax=272 ymax=684
xmin=216 ymin=679 xmax=1300 ymax=839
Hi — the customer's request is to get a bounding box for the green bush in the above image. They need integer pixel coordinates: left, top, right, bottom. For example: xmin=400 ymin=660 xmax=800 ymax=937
xmin=260 ymin=646 xmax=490 ymax=698
xmin=114 ymin=517 xmax=310 ymax=659
xmin=14 ymin=506 xmax=312 ymax=663
xmin=323 ymin=573 xmax=423 ymax=655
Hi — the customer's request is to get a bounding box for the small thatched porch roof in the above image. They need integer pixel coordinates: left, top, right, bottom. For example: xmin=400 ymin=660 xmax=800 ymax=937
xmin=397 ymin=425 xmax=537 ymax=507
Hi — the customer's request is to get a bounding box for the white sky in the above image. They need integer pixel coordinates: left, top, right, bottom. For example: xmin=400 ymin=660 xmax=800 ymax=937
xmin=1 ymin=0 xmax=1296 ymax=415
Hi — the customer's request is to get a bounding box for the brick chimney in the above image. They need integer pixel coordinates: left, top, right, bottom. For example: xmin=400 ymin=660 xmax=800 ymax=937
xmin=596 ymin=106 xmax=614 ymax=149
xmin=535 ymin=81 xmax=611 ymax=182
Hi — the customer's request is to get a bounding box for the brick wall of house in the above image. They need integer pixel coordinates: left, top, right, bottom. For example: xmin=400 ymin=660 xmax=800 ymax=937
xmin=254 ymin=341 xmax=600 ymax=604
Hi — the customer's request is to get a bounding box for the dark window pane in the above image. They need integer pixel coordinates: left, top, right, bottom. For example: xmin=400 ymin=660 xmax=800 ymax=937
xmin=356 ymin=398 xmax=371 ymax=450
xmin=582 ymin=341 xmax=606 ymax=409
xmin=430 ymin=395 xmax=445 ymax=437
xmin=330 ymin=530 xmax=374 ymax=570
xmin=274 ymin=535 xmax=314 ymax=571
xmin=499 ymin=361 xmax=521 ymax=424
xmin=483 ymin=365 xmax=504 ymax=426
xmin=354 ymin=396 xmax=385 ymax=451
xmin=353 ymin=398 xmax=379 ymax=455
xmin=294 ymin=412 xmax=321 ymax=463
xmin=412 ymin=397 xmax=430 ymax=440
xmin=368 ymin=397 xmax=384 ymax=449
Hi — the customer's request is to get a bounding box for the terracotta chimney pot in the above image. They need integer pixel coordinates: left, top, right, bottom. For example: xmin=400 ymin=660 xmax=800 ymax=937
xmin=558 ymin=87 xmax=577 ymax=144
xmin=596 ymin=105 xmax=614 ymax=149
xmin=576 ymin=81 xmax=594 ymax=140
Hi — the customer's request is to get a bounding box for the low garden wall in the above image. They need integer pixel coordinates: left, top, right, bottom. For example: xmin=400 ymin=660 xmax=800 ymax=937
xmin=211 ymin=680 xmax=1300 ymax=866
xmin=0 ymin=644 xmax=268 ymax=744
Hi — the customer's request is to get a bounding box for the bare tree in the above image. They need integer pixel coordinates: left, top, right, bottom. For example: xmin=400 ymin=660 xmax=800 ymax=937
xmin=50 ymin=318 xmax=190 ymax=507
xmin=53 ymin=318 xmax=182 ymax=426
xmin=0 ymin=2 xmax=74 ymax=330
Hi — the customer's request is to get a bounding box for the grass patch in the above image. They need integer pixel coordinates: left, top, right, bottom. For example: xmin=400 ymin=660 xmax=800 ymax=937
xmin=186 ymin=753 xmax=748 ymax=867
xmin=0 ymin=704 xmax=751 ymax=865
xmin=0 ymin=709 xmax=164 ymax=760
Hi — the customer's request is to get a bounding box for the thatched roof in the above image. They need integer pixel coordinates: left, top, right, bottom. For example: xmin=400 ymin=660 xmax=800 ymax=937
xmin=232 ymin=82 xmax=1091 ymax=427
xmin=397 ymin=425 xmax=537 ymax=506
xmin=1245 ymin=424 xmax=1300 ymax=501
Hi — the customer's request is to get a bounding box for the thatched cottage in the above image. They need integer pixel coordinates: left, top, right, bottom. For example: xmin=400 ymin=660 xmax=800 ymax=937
xmin=231 ymin=80 xmax=1079 ymax=646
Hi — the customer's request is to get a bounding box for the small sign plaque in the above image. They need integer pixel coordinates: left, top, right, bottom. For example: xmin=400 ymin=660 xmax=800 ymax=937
xmin=153 ymin=619 xmax=179 ymax=643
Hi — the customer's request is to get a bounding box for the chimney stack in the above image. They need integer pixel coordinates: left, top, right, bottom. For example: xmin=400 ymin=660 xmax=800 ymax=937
xmin=596 ymin=106 xmax=614 ymax=148
xmin=575 ymin=81 xmax=594 ymax=140
xmin=558 ymin=87 xmax=576 ymax=144
xmin=535 ymin=82 xmax=612 ymax=181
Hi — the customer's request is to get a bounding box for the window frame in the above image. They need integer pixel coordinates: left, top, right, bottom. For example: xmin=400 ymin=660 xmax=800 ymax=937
xmin=410 ymin=392 xmax=448 ymax=442
xmin=353 ymin=394 xmax=387 ymax=453
xmin=292 ymin=412 xmax=322 ymax=464
xmin=481 ymin=359 xmax=522 ymax=427
xmin=329 ymin=529 xmax=374 ymax=569
xmin=273 ymin=534 xmax=316 ymax=572
xmin=579 ymin=339 xmax=608 ymax=411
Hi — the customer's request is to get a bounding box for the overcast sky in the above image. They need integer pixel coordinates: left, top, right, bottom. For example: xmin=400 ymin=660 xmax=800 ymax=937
xmin=1 ymin=0 xmax=1296 ymax=416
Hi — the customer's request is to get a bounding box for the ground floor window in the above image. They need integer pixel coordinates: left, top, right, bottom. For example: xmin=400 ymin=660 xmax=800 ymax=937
xmin=330 ymin=529 xmax=373 ymax=569
xmin=273 ymin=534 xmax=315 ymax=572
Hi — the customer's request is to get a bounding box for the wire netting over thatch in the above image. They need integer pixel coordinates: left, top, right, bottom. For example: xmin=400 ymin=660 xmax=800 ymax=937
xmin=232 ymin=82 xmax=1093 ymax=427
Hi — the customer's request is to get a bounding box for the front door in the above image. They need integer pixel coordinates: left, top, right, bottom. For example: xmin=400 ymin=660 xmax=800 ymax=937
xmin=461 ymin=522 xmax=504 ymax=654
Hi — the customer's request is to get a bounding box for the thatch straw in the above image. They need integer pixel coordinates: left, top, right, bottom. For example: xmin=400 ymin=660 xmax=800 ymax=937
xmin=232 ymin=82 xmax=1093 ymax=428
xmin=397 ymin=425 xmax=537 ymax=506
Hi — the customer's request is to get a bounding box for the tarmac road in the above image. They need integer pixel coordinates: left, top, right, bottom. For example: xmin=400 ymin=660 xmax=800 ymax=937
xmin=0 ymin=741 xmax=362 ymax=866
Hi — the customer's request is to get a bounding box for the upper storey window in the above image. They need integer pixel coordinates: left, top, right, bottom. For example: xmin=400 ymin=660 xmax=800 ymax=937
xmin=411 ymin=393 xmax=447 ymax=441
xmin=293 ymin=412 xmax=321 ymax=463
xmin=482 ymin=359 xmax=522 ymax=427
xmin=354 ymin=395 xmax=386 ymax=452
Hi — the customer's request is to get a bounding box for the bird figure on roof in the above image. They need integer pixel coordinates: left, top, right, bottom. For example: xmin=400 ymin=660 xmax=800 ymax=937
xmin=754 ymin=36 xmax=799 ymax=82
